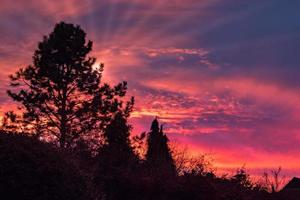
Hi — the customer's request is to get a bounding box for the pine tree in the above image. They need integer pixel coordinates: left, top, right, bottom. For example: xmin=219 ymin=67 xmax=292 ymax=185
xmin=96 ymin=109 xmax=137 ymax=176
xmin=145 ymin=118 xmax=176 ymax=176
xmin=99 ymin=112 xmax=136 ymax=167
xmin=96 ymin=112 xmax=138 ymax=200
xmin=7 ymin=22 xmax=133 ymax=148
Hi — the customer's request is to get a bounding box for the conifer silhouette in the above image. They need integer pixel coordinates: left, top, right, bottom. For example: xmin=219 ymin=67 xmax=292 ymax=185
xmin=146 ymin=118 xmax=176 ymax=176
xmin=99 ymin=112 xmax=136 ymax=167
xmin=96 ymin=112 xmax=138 ymax=200
xmin=7 ymin=22 xmax=133 ymax=148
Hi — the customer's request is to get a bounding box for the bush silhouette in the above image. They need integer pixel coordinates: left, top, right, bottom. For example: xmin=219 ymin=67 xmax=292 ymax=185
xmin=0 ymin=132 xmax=90 ymax=200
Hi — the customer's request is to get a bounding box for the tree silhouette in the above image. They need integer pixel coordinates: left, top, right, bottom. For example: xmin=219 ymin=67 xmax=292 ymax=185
xmin=231 ymin=167 xmax=253 ymax=190
xmin=263 ymin=167 xmax=286 ymax=193
xmin=7 ymin=22 xmax=132 ymax=148
xmin=99 ymin=111 xmax=136 ymax=167
xmin=96 ymin=112 xmax=138 ymax=200
xmin=145 ymin=118 xmax=176 ymax=176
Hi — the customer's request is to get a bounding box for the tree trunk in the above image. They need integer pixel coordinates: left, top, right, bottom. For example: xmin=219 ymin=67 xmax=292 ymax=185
xmin=60 ymin=86 xmax=67 ymax=148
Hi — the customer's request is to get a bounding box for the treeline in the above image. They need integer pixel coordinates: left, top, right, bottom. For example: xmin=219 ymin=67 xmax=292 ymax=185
xmin=0 ymin=119 xmax=293 ymax=200
xmin=0 ymin=22 xmax=297 ymax=200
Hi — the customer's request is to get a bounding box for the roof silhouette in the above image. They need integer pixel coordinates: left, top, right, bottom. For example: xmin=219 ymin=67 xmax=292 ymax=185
xmin=283 ymin=177 xmax=300 ymax=190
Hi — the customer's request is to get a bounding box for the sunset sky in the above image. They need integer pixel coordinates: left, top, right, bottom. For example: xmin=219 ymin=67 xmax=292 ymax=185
xmin=1 ymin=0 xmax=300 ymax=178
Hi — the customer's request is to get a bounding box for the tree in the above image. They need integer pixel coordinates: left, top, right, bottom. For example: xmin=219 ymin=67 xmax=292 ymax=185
xmin=145 ymin=118 xmax=176 ymax=176
xmin=231 ymin=167 xmax=253 ymax=190
xmin=262 ymin=167 xmax=286 ymax=193
xmin=7 ymin=22 xmax=133 ymax=148
xmin=96 ymin=112 xmax=138 ymax=200
xmin=172 ymin=144 xmax=215 ymax=176
xmin=98 ymin=111 xmax=136 ymax=167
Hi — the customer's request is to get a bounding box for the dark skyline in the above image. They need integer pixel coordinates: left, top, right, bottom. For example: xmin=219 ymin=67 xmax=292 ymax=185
xmin=0 ymin=0 xmax=300 ymax=177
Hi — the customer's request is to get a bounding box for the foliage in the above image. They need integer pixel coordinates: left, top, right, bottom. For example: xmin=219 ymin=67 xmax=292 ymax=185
xmin=98 ymin=112 xmax=137 ymax=168
xmin=2 ymin=22 xmax=298 ymax=200
xmin=262 ymin=167 xmax=286 ymax=193
xmin=7 ymin=22 xmax=133 ymax=148
xmin=231 ymin=167 xmax=254 ymax=189
xmin=172 ymin=143 xmax=215 ymax=176
xmin=95 ymin=112 xmax=138 ymax=199
xmin=0 ymin=132 xmax=91 ymax=200
xmin=145 ymin=118 xmax=176 ymax=176
xmin=132 ymin=131 xmax=147 ymax=158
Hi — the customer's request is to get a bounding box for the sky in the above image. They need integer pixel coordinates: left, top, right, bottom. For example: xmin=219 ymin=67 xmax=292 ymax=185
xmin=0 ymin=0 xmax=300 ymax=178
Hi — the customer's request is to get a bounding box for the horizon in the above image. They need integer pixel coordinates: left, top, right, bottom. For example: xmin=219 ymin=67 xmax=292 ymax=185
xmin=0 ymin=0 xmax=300 ymax=179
